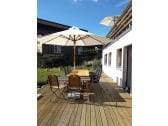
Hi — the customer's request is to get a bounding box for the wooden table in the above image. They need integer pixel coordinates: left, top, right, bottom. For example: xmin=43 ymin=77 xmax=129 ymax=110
xmin=61 ymin=69 xmax=90 ymax=92
xmin=68 ymin=69 xmax=89 ymax=77
xmin=58 ymin=76 xmax=90 ymax=81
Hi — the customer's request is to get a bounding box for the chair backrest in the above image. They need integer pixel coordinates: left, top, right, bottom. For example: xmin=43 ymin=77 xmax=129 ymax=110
xmin=64 ymin=67 xmax=69 ymax=75
xmin=48 ymin=75 xmax=59 ymax=87
xmin=68 ymin=74 xmax=81 ymax=88
xmin=64 ymin=66 xmax=72 ymax=75
xmin=95 ymin=66 xmax=101 ymax=74
xmin=94 ymin=66 xmax=102 ymax=83
xmin=97 ymin=67 xmax=102 ymax=77
xmin=67 ymin=66 xmax=72 ymax=73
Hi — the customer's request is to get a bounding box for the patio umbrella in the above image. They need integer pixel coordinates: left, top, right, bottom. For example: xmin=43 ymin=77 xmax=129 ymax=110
xmin=38 ymin=26 xmax=111 ymax=69
xmin=100 ymin=16 xmax=119 ymax=27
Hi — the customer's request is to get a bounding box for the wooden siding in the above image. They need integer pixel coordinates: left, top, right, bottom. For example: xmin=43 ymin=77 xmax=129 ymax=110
xmin=107 ymin=1 xmax=132 ymax=39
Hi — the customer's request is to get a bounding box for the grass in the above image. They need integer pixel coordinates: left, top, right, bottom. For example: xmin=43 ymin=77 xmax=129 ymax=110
xmin=37 ymin=67 xmax=65 ymax=83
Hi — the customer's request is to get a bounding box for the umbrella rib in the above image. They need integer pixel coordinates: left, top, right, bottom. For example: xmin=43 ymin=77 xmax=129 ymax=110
xmin=43 ymin=35 xmax=61 ymax=44
xmin=60 ymin=35 xmax=70 ymax=39
xmin=78 ymin=35 xmax=88 ymax=46
xmin=75 ymin=35 xmax=109 ymax=45
xmin=42 ymin=35 xmax=62 ymax=44
xmin=69 ymin=35 xmax=75 ymax=41
xmin=65 ymin=39 xmax=70 ymax=46
xmin=77 ymin=35 xmax=90 ymax=40
xmin=87 ymin=35 xmax=107 ymax=45
xmin=43 ymin=35 xmax=71 ymax=44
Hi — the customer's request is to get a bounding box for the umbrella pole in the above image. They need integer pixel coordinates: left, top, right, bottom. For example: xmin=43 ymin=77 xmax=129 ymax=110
xmin=73 ymin=41 xmax=76 ymax=70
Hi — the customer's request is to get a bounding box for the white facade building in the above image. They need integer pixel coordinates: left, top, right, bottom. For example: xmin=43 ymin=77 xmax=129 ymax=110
xmin=102 ymin=2 xmax=132 ymax=94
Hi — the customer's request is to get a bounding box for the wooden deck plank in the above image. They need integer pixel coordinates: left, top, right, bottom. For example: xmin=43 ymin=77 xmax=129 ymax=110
xmin=100 ymin=83 xmax=124 ymax=126
xmin=51 ymin=102 xmax=68 ymax=126
xmin=37 ymin=97 xmax=50 ymax=115
xmin=85 ymin=103 xmax=91 ymax=126
xmin=95 ymin=105 xmax=103 ymax=126
xmin=73 ymin=103 xmax=83 ymax=126
xmin=56 ymin=102 xmax=71 ymax=126
xmin=103 ymin=106 xmax=115 ymax=126
xmin=39 ymin=103 xmax=59 ymax=126
xmin=99 ymin=106 xmax=108 ymax=126
xmin=63 ymin=103 xmax=76 ymax=126
xmin=80 ymin=104 xmax=86 ymax=126
xmin=68 ymin=103 xmax=79 ymax=126
xmin=99 ymin=82 xmax=118 ymax=126
xmin=37 ymin=86 xmax=51 ymax=112
xmin=94 ymin=83 xmax=109 ymax=126
xmin=45 ymin=102 xmax=63 ymax=126
xmin=92 ymin=83 xmax=103 ymax=126
xmin=108 ymin=88 xmax=132 ymax=126
xmin=90 ymin=105 xmax=97 ymax=126
xmin=38 ymin=101 xmax=55 ymax=125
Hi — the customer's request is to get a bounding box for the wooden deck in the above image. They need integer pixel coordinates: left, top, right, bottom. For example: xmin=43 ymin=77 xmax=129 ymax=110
xmin=37 ymin=73 xmax=132 ymax=126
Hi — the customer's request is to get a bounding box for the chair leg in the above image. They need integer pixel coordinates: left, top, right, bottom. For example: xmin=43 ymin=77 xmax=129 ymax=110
xmin=50 ymin=88 xmax=59 ymax=102
xmin=58 ymin=88 xmax=66 ymax=99
xmin=50 ymin=87 xmax=68 ymax=102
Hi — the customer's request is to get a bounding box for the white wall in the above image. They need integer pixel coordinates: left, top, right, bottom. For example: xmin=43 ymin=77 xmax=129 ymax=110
xmin=102 ymin=30 xmax=132 ymax=87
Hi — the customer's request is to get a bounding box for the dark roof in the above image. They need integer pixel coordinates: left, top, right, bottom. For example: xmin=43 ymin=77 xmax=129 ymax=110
xmin=37 ymin=18 xmax=88 ymax=32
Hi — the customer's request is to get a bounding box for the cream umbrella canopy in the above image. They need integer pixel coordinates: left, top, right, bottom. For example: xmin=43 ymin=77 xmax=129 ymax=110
xmin=100 ymin=16 xmax=119 ymax=27
xmin=38 ymin=26 xmax=111 ymax=69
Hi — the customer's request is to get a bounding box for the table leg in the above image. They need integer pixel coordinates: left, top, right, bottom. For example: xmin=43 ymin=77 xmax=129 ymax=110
xmin=85 ymin=80 xmax=89 ymax=93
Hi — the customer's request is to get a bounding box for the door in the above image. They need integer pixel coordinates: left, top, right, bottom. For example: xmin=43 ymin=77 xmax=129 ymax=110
xmin=122 ymin=45 xmax=132 ymax=93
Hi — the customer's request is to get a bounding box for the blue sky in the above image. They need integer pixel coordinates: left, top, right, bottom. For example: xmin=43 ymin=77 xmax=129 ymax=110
xmin=38 ymin=0 xmax=130 ymax=36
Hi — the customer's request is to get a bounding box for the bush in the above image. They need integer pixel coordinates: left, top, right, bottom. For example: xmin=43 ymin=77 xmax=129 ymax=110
xmin=37 ymin=80 xmax=48 ymax=88
xmin=92 ymin=59 xmax=101 ymax=69
xmin=37 ymin=55 xmax=73 ymax=68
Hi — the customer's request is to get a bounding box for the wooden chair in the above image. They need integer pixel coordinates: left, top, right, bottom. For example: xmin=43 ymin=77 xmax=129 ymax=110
xmin=64 ymin=67 xmax=69 ymax=75
xmin=48 ymin=75 xmax=67 ymax=101
xmin=67 ymin=66 xmax=72 ymax=73
xmin=68 ymin=74 xmax=81 ymax=92
xmin=64 ymin=66 xmax=72 ymax=75
xmin=89 ymin=66 xmax=102 ymax=83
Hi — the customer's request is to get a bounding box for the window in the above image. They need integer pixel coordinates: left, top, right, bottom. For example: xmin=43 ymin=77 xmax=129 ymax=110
xmin=57 ymin=45 xmax=61 ymax=53
xmin=104 ymin=54 xmax=107 ymax=65
xmin=117 ymin=48 xmax=122 ymax=67
xmin=108 ymin=52 xmax=112 ymax=66
xmin=53 ymin=45 xmax=62 ymax=54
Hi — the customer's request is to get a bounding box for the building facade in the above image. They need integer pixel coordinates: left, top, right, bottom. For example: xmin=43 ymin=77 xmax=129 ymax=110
xmin=37 ymin=18 xmax=71 ymax=55
xmin=102 ymin=2 xmax=132 ymax=94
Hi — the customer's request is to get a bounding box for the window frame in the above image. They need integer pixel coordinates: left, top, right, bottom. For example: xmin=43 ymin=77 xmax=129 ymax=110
xmin=104 ymin=54 xmax=107 ymax=66
xmin=116 ymin=48 xmax=122 ymax=68
xmin=108 ymin=52 xmax=112 ymax=66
